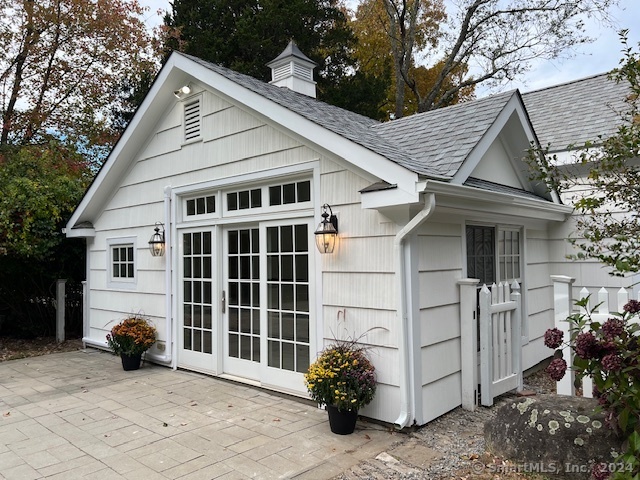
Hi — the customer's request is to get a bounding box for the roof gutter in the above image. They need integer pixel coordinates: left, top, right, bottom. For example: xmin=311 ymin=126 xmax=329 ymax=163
xmin=393 ymin=192 xmax=436 ymax=430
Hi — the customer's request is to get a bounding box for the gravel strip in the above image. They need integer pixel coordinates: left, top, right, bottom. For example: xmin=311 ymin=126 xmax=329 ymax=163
xmin=334 ymin=369 xmax=555 ymax=480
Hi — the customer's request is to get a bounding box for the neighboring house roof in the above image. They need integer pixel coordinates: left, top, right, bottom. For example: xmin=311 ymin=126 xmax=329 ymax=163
xmin=522 ymin=73 xmax=630 ymax=153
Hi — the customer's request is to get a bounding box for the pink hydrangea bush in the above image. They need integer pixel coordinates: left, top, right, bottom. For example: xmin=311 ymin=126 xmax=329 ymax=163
xmin=543 ymin=297 xmax=640 ymax=479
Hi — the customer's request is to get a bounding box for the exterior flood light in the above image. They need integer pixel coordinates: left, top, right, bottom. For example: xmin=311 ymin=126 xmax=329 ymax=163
xmin=173 ymin=84 xmax=192 ymax=98
xmin=314 ymin=204 xmax=338 ymax=254
xmin=148 ymin=222 xmax=165 ymax=257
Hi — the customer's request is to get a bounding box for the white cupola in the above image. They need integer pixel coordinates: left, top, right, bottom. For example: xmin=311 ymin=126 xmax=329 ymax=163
xmin=267 ymin=40 xmax=318 ymax=98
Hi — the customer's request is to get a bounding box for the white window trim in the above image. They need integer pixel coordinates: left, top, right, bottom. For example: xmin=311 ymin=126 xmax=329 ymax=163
xmin=107 ymin=236 xmax=137 ymax=290
xmin=175 ymin=164 xmax=318 ymax=226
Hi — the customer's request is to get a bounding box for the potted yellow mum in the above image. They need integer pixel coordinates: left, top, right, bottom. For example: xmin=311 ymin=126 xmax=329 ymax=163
xmin=304 ymin=340 xmax=376 ymax=434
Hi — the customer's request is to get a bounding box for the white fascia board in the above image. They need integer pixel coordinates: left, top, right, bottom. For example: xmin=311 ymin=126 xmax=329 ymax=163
xmin=360 ymin=185 xmax=422 ymax=209
xmin=171 ymin=55 xmax=420 ymax=202
xmin=423 ymin=180 xmax=573 ymax=222
xmin=66 ymin=55 xmax=186 ymax=234
xmin=451 ymin=93 xmax=530 ymax=186
xmin=65 ymin=228 xmax=96 ymax=238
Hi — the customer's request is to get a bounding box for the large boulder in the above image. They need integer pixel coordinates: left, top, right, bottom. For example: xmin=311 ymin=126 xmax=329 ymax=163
xmin=484 ymin=395 xmax=623 ymax=479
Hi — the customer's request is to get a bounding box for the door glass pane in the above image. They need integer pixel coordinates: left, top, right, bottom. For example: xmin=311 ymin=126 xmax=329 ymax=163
xmin=266 ymin=224 xmax=310 ymax=373
xmin=282 ymin=343 xmax=294 ymax=371
xmin=227 ymin=228 xmax=260 ymax=362
xmin=295 ymin=255 xmax=308 ymax=282
xmin=268 ymin=341 xmax=280 ymax=368
xmin=281 ymin=256 xmax=293 ymax=281
xmin=296 ymin=344 xmax=309 ymax=373
xmin=297 ymin=315 xmax=309 ymax=343
xmin=281 ymin=226 xmax=293 ymax=252
xmin=182 ymin=231 xmax=215 ymax=356
xmin=282 ymin=313 xmax=294 ymax=341
xmin=203 ymin=331 xmax=212 ymax=354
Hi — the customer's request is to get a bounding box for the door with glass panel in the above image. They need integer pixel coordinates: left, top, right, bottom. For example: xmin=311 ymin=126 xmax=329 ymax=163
xmin=178 ymin=229 xmax=216 ymax=373
xmin=223 ymin=221 xmax=313 ymax=392
xmin=223 ymin=227 xmax=261 ymax=379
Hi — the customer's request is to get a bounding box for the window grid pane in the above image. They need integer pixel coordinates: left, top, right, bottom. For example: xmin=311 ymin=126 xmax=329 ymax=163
xmin=112 ymin=245 xmax=134 ymax=279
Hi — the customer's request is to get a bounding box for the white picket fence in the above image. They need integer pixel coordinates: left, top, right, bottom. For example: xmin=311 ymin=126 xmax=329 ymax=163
xmin=552 ymin=276 xmax=639 ymax=397
xmin=478 ymin=281 xmax=523 ymax=407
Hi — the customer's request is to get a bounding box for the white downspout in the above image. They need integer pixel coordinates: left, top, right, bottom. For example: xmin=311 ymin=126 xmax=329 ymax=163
xmin=393 ymin=192 xmax=436 ymax=430
xmin=147 ymin=186 xmax=173 ymax=365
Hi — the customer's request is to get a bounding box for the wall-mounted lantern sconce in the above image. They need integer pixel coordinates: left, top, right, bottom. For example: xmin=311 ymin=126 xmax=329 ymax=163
xmin=314 ymin=204 xmax=338 ymax=254
xmin=173 ymin=84 xmax=192 ymax=99
xmin=148 ymin=222 xmax=165 ymax=257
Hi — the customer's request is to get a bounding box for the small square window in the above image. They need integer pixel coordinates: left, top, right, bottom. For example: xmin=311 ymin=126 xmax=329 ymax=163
xmin=108 ymin=240 xmax=136 ymax=287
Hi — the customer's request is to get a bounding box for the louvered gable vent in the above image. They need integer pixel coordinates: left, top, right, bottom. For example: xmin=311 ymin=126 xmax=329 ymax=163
xmin=184 ymin=98 xmax=201 ymax=141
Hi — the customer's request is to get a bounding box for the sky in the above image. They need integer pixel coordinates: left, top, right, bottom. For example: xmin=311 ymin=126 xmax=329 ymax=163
xmin=138 ymin=0 xmax=640 ymax=95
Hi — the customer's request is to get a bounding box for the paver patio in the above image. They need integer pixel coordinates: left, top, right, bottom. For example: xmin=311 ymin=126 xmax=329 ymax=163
xmin=0 ymin=348 xmax=402 ymax=479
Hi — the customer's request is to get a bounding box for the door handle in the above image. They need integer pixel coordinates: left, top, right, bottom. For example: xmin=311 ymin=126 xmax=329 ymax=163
xmin=221 ymin=291 xmax=226 ymax=313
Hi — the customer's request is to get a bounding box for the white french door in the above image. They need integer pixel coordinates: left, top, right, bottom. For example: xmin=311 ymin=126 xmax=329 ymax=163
xmin=223 ymin=220 xmax=314 ymax=393
xmin=178 ymin=228 xmax=217 ymax=373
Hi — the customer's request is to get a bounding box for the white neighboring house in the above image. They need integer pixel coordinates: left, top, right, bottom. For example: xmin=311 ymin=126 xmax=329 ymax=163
xmin=522 ymin=74 xmax=638 ymax=299
xmin=66 ymin=41 xmax=629 ymax=427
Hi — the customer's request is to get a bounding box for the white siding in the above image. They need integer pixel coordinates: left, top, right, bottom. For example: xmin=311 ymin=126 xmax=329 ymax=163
xmin=86 ymin=87 xmax=405 ymax=423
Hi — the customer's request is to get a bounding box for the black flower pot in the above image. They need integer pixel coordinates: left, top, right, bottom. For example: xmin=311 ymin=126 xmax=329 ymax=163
xmin=120 ymin=353 xmax=142 ymax=371
xmin=326 ymin=405 xmax=358 ymax=435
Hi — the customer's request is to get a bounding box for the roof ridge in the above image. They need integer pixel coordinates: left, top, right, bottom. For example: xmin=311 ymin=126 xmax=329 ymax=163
xmin=522 ymin=71 xmax=612 ymax=96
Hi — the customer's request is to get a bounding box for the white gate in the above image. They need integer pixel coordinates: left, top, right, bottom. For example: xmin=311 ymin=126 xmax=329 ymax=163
xmin=479 ymin=281 xmax=523 ymax=406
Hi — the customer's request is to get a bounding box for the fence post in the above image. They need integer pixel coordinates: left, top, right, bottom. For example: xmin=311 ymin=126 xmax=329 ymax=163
xmin=511 ymin=280 xmax=523 ymax=392
xmin=551 ymin=275 xmax=575 ymax=396
xmin=459 ymin=278 xmax=480 ymax=411
xmin=480 ymin=284 xmax=493 ymax=407
xmin=56 ymin=279 xmax=67 ymax=344
xmin=81 ymin=281 xmax=88 ymax=347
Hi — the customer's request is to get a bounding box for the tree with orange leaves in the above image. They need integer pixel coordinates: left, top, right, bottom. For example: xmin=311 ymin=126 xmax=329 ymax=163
xmin=0 ymin=0 xmax=155 ymax=149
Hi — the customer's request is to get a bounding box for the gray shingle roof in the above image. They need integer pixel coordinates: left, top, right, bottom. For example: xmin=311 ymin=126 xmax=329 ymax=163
xmin=372 ymin=91 xmax=516 ymax=177
xmin=182 ymin=52 xmax=513 ymax=179
xmin=522 ymin=73 xmax=630 ymax=152
xmin=183 ymin=53 xmax=419 ymax=172
xmin=464 ymin=177 xmax=546 ymax=201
